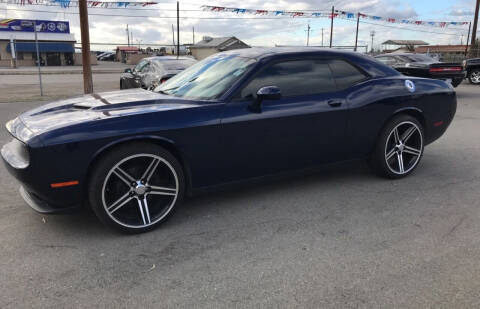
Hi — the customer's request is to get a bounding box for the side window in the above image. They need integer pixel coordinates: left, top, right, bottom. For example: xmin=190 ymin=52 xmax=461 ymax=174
xmin=154 ymin=63 xmax=164 ymax=75
xmin=240 ymin=60 xmax=336 ymax=98
xmin=328 ymin=60 xmax=368 ymax=89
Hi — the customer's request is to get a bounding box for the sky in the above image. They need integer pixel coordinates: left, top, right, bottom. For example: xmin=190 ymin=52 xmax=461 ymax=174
xmin=1 ymin=0 xmax=478 ymax=51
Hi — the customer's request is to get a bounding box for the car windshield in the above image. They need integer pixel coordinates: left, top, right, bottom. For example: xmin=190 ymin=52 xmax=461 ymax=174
xmin=155 ymin=54 xmax=256 ymax=100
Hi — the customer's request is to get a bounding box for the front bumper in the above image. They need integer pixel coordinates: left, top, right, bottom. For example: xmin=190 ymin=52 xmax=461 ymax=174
xmin=19 ymin=186 xmax=79 ymax=214
xmin=2 ymin=139 xmax=84 ymax=214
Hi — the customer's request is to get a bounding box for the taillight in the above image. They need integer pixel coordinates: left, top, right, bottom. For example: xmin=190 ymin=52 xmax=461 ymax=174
xmin=160 ymin=78 xmax=168 ymax=84
xmin=429 ymin=67 xmax=462 ymax=73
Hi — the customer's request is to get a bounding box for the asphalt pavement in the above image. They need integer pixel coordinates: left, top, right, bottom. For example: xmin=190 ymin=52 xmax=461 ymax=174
xmin=0 ymin=84 xmax=480 ymax=308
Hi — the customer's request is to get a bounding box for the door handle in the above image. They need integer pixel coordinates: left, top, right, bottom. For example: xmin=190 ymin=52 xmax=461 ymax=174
xmin=327 ymin=100 xmax=343 ymax=107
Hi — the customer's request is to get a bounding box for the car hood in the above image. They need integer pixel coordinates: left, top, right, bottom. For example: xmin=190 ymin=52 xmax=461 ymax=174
xmin=8 ymin=88 xmax=200 ymax=142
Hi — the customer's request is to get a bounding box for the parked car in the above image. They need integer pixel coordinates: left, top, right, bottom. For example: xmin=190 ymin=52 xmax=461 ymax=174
xmin=2 ymin=48 xmax=457 ymax=233
xmin=375 ymin=53 xmax=465 ymax=87
xmin=462 ymin=58 xmax=480 ymax=85
xmin=98 ymin=53 xmax=115 ymax=61
xmin=120 ymin=56 xmax=197 ymax=90
xmin=96 ymin=52 xmax=111 ymax=60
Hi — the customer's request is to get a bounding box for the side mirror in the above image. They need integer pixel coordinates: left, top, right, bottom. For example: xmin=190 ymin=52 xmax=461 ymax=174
xmin=256 ymin=86 xmax=281 ymax=101
xmin=124 ymin=68 xmax=132 ymax=73
xmin=249 ymin=86 xmax=281 ymax=113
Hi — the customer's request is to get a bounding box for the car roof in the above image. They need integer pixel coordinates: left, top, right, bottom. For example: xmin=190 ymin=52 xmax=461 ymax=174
xmin=375 ymin=53 xmax=430 ymax=57
xmin=146 ymin=56 xmax=196 ymax=61
xmin=219 ymin=47 xmax=364 ymax=59
xmin=218 ymin=47 xmax=400 ymax=78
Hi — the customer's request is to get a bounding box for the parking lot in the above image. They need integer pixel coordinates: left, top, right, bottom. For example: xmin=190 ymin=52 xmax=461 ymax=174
xmin=0 ymin=83 xmax=479 ymax=307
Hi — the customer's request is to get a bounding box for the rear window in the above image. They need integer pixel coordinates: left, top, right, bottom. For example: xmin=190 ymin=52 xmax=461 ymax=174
xmin=328 ymin=60 xmax=368 ymax=89
xmin=153 ymin=59 xmax=196 ymax=71
xmin=400 ymin=54 xmax=435 ymax=62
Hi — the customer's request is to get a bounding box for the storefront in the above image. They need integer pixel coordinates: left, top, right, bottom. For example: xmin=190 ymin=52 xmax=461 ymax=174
xmin=0 ymin=18 xmax=76 ymax=67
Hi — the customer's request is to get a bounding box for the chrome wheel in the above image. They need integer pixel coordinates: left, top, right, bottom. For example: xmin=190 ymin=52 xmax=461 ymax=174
xmin=101 ymin=154 xmax=179 ymax=229
xmin=384 ymin=121 xmax=423 ymax=175
xmin=470 ymin=71 xmax=480 ymax=84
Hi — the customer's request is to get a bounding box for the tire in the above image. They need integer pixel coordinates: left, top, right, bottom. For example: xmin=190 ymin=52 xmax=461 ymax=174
xmin=451 ymin=78 xmax=463 ymax=88
xmin=88 ymin=142 xmax=185 ymax=233
xmin=469 ymin=69 xmax=480 ymax=85
xmin=369 ymin=114 xmax=424 ymax=179
xmin=120 ymin=80 xmax=124 ymax=90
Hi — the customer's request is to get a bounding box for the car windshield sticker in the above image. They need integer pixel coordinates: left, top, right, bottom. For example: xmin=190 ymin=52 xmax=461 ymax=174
xmin=405 ymin=80 xmax=415 ymax=92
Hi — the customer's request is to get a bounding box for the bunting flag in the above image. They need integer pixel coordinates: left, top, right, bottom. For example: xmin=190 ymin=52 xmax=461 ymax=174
xmin=0 ymin=0 xmax=159 ymax=8
xmin=201 ymin=5 xmax=470 ymax=27
xmin=0 ymin=0 xmax=472 ymax=27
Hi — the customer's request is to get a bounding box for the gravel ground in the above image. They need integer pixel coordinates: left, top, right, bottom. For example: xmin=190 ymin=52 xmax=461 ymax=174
xmin=0 ymin=83 xmax=479 ymax=308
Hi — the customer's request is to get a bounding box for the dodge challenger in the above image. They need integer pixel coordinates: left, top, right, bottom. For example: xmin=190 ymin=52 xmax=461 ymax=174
xmin=1 ymin=48 xmax=457 ymax=233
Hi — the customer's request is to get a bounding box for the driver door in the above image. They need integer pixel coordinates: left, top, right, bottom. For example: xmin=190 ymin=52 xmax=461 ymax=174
xmin=217 ymin=59 xmax=350 ymax=183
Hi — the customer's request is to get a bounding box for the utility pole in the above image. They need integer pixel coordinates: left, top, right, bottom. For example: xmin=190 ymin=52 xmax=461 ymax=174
xmin=192 ymin=26 xmax=195 ymax=45
xmin=126 ymin=24 xmax=130 ymax=46
xmin=172 ymin=24 xmax=175 ymax=54
xmin=176 ymin=1 xmax=180 ymax=56
xmin=321 ymin=28 xmax=324 ymax=47
xmin=370 ymin=30 xmax=375 ymax=53
xmin=305 ymin=23 xmax=311 ymax=46
xmin=329 ymin=6 xmax=334 ymax=48
xmin=354 ymin=13 xmax=360 ymax=51
xmin=466 ymin=21 xmax=472 ymax=56
xmin=79 ymin=0 xmax=93 ymax=94
xmin=33 ymin=21 xmax=43 ymax=96
xmin=471 ymin=0 xmax=479 ymax=48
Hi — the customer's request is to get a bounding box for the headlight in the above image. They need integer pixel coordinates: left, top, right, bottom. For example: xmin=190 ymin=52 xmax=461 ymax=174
xmin=1 ymin=138 xmax=30 ymax=169
xmin=6 ymin=118 xmax=35 ymax=143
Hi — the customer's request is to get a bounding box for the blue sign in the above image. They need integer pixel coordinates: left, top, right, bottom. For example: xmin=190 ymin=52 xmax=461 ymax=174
xmin=0 ymin=19 xmax=70 ymax=33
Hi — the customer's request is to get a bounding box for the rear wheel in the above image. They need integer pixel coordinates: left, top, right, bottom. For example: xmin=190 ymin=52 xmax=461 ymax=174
xmin=88 ymin=143 xmax=184 ymax=233
xmin=370 ymin=115 xmax=424 ymax=179
xmin=451 ymin=78 xmax=463 ymax=88
xmin=469 ymin=69 xmax=480 ymax=85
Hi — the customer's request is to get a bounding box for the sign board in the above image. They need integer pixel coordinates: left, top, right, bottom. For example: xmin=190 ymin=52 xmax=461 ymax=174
xmin=0 ymin=19 xmax=70 ymax=34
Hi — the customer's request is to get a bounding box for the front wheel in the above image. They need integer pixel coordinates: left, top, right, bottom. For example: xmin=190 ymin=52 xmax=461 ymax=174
xmin=370 ymin=115 xmax=424 ymax=179
xmin=468 ymin=70 xmax=480 ymax=85
xmin=88 ymin=143 xmax=185 ymax=233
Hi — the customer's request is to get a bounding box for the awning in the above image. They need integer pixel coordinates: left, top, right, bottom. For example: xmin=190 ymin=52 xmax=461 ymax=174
xmin=7 ymin=42 xmax=74 ymax=53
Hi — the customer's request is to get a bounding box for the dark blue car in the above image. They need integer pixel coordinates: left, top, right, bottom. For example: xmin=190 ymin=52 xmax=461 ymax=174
xmin=1 ymin=48 xmax=456 ymax=233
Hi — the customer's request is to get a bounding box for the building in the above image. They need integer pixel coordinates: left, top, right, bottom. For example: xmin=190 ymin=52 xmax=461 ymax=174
xmin=381 ymin=40 xmax=429 ymax=53
xmin=0 ymin=18 xmax=77 ymax=67
xmin=415 ymin=45 xmax=469 ymax=61
xmin=190 ymin=36 xmax=250 ymax=60
xmin=115 ymin=46 xmax=139 ymax=63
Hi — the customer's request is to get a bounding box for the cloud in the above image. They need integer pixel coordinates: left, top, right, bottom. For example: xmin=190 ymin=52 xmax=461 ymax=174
xmin=4 ymin=0 xmax=469 ymax=51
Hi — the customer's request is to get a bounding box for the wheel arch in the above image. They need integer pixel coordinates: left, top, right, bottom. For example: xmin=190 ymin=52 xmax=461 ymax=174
xmin=370 ymin=107 xmax=427 ymax=155
xmin=392 ymin=107 xmax=426 ymax=132
xmin=85 ymin=135 xmax=192 ymax=197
